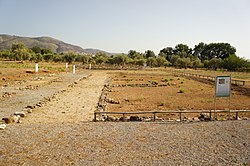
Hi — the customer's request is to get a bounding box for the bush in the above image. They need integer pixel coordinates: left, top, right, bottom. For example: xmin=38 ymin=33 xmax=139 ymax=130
xmin=178 ymin=89 xmax=185 ymax=93
xmin=149 ymin=80 xmax=158 ymax=85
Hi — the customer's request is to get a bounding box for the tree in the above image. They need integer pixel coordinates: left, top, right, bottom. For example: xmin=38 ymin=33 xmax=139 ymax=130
xmin=159 ymin=47 xmax=174 ymax=61
xmin=174 ymin=44 xmax=192 ymax=58
xmin=192 ymin=57 xmax=203 ymax=69
xmin=31 ymin=46 xmax=42 ymax=54
xmin=193 ymin=42 xmax=206 ymax=60
xmin=62 ymin=52 xmax=76 ymax=64
xmin=156 ymin=56 xmax=167 ymax=67
xmin=113 ymin=54 xmax=130 ymax=66
xmin=94 ymin=52 xmax=108 ymax=64
xmin=176 ymin=57 xmax=191 ymax=69
xmin=43 ymin=53 xmax=54 ymax=62
xmin=202 ymin=43 xmax=236 ymax=60
xmin=145 ymin=50 xmax=156 ymax=59
xmin=222 ymin=54 xmax=249 ymax=71
xmin=11 ymin=42 xmax=31 ymax=61
xmin=170 ymin=55 xmax=180 ymax=66
xmin=147 ymin=57 xmax=157 ymax=67
xmin=208 ymin=58 xmax=222 ymax=70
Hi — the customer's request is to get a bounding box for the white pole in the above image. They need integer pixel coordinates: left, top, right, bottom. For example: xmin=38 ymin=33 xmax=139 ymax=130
xmin=73 ymin=65 xmax=76 ymax=74
xmin=35 ymin=63 xmax=39 ymax=73
xmin=66 ymin=63 xmax=68 ymax=73
xmin=89 ymin=64 xmax=92 ymax=70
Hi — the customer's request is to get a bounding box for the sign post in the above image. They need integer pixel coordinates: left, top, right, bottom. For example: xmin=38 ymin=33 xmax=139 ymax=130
xmin=214 ymin=76 xmax=231 ymax=120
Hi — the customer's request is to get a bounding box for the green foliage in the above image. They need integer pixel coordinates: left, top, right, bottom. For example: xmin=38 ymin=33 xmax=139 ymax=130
xmin=145 ymin=50 xmax=156 ymax=58
xmin=149 ymin=80 xmax=158 ymax=85
xmin=156 ymin=56 xmax=167 ymax=67
xmin=207 ymin=58 xmax=222 ymax=70
xmin=62 ymin=52 xmax=76 ymax=64
xmin=222 ymin=54 xmax=250 ymax=71
xmin=176 ymin=57 xmax=191 ymax=68
xmin=147 ymin=57 xmax=157 ymax=67
xmin=162 ymin=78 xmax=173 ymax=82
xmin=178 ymin=89 xmax=186 ymax=93
xmin=158 ymin=102 xmax=164 ymax=106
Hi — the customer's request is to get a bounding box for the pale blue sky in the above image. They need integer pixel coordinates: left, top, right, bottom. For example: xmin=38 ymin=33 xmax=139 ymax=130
xmin=0 ymin=0 xmax=250 ymax=59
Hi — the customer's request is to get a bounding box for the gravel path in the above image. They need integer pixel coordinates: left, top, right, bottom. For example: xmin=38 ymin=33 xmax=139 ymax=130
xmin=0 ymin=71 xmax=90 ymax=118
xmin=0 ymin=70 xmax=249 ymax=165
xmin=0 ymin=121 xmax=249 ymax=165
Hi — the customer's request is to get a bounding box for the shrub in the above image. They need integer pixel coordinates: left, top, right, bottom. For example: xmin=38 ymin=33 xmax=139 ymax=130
xmin=159 ymin=102 xmax=164 ymax=106
xmin=149 ymin=80 xmax=158 ymax=85
xmin=178 ymin=89 xmax=185 ymax=93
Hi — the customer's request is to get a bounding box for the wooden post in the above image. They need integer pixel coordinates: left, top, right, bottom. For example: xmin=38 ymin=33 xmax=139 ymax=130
xmin=153 ymin=112 xmax=156 ymax=121
xmin=123 ymin=113 xmax=125 ymax=122
xmin=209 ymin=111 xmax=212 ymax=121
xmin=236 ymin=112 xmax=238 ymax=120
xmin=94 ymin=112 xmax=96 ymax=122
xmin=228 ymin=110 xmax=231 ymax=120
xmin=179 ymin=112 xmax=182 ymax=122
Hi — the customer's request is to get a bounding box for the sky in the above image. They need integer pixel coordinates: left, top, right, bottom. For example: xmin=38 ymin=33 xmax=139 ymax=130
xmin=0 ymin=0 xmax=250 ymax=59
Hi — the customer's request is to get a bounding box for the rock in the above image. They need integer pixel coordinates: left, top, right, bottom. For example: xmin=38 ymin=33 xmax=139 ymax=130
xmin=192 ymin=117 xmax=200 ymax=122
xmin=129 ymin=116 xmax=141 ymax=121
xmin=27 ymin=109 xmax=33 ymax=113
xmin=26 ymin=105 xmax=35 ymax=109
xmin=36 ymin=103 xmax=42 ymax=107
xmin=0 ymin=124 xmax=7 ymax=130
xmin=242 ymin=117 xmax=248 ymax=120
xmin=2 ymin=115 xmax=21 ymax=124
xmin=14 ymin=112 xmax=26 ymax=117
xmin=198 ymin=113 xmax=211 ymax=121
xmin=105 ymin=116 xmax=116 ymax=122
xmin=23 ymin=108 xmax=32 ymax=113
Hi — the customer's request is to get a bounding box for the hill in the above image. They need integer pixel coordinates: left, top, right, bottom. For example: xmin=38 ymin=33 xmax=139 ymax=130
xmin=0 ymin=34 xmax=110 ymax=54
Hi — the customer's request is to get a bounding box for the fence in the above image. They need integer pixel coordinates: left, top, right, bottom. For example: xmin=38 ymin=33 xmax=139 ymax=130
xmin=94 ymin=110 xmax=250 ymax=122
xmin=172 ymin=71 xmax=247 ymax=86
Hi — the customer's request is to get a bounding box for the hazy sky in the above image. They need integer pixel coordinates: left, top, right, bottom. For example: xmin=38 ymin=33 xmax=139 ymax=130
xmin=0 ymin=0 xmax=250 ymax=59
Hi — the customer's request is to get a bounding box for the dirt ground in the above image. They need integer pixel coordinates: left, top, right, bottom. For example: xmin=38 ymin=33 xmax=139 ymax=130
xmin=106 ymin=70 xmax=250 ymax=120
xmin=0 ymin=62 xmax=250 ymax=165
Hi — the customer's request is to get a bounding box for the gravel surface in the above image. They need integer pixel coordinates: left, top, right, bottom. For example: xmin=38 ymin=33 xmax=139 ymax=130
xmin=0 ymin=121 xmax=249 ymax=165
xmin=0 ymin=70 xmax=249 ymax=165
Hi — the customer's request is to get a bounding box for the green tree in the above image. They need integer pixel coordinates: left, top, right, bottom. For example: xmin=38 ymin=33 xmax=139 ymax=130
xmin=176 ymin=57 xmax=191 ymax=69
xmin=208 ymin=58 xmax=222 ymax=70
xmin=11 ymin=42 xmax=31 ymax=61
xmin=147 ymin=57 xmax=157 ymax=67
xmin=174 ymin=44 xmax=192 ymax=58
xmin=203 ymin=43 xmax=236 ymax=60
xmin=222 ymin=54 xmax=249 ymax=71
xmin=43 ymin=53 xmax=54 ymax=62
xmin=192 ymin=57 xmax=202 ymax=69
xmin=114 ymin=54 xmax=130 ymax=66
xmin=145 ymin=50 xmax=156 ymax=59
xmin=62 ymin=52 xmax=76 ymax=64
xmin=156 ymin=56 xmax=167 ymax=67
xmin=193 ymin=42 xmax=206 ymax=60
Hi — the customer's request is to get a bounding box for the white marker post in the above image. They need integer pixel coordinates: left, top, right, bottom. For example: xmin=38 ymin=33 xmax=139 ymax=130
xmin=66 ymin=63 xmax=68 ymax=73
xmin=89 ymin=64 xmax=92 ymax=70
xmin=35 ymin=63 xmax=39 ymax=73
xmin=73 ymin=65 xmax=76 ymax=74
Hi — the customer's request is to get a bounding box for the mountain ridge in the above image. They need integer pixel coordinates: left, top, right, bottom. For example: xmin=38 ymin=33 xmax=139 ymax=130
xmin=0 ymin=34 xmax=110 ymax=54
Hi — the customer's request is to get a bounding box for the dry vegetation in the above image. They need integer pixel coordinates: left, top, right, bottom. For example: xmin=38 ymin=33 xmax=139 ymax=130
xmin=104 ymin=69 xmax=250 ymax=121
